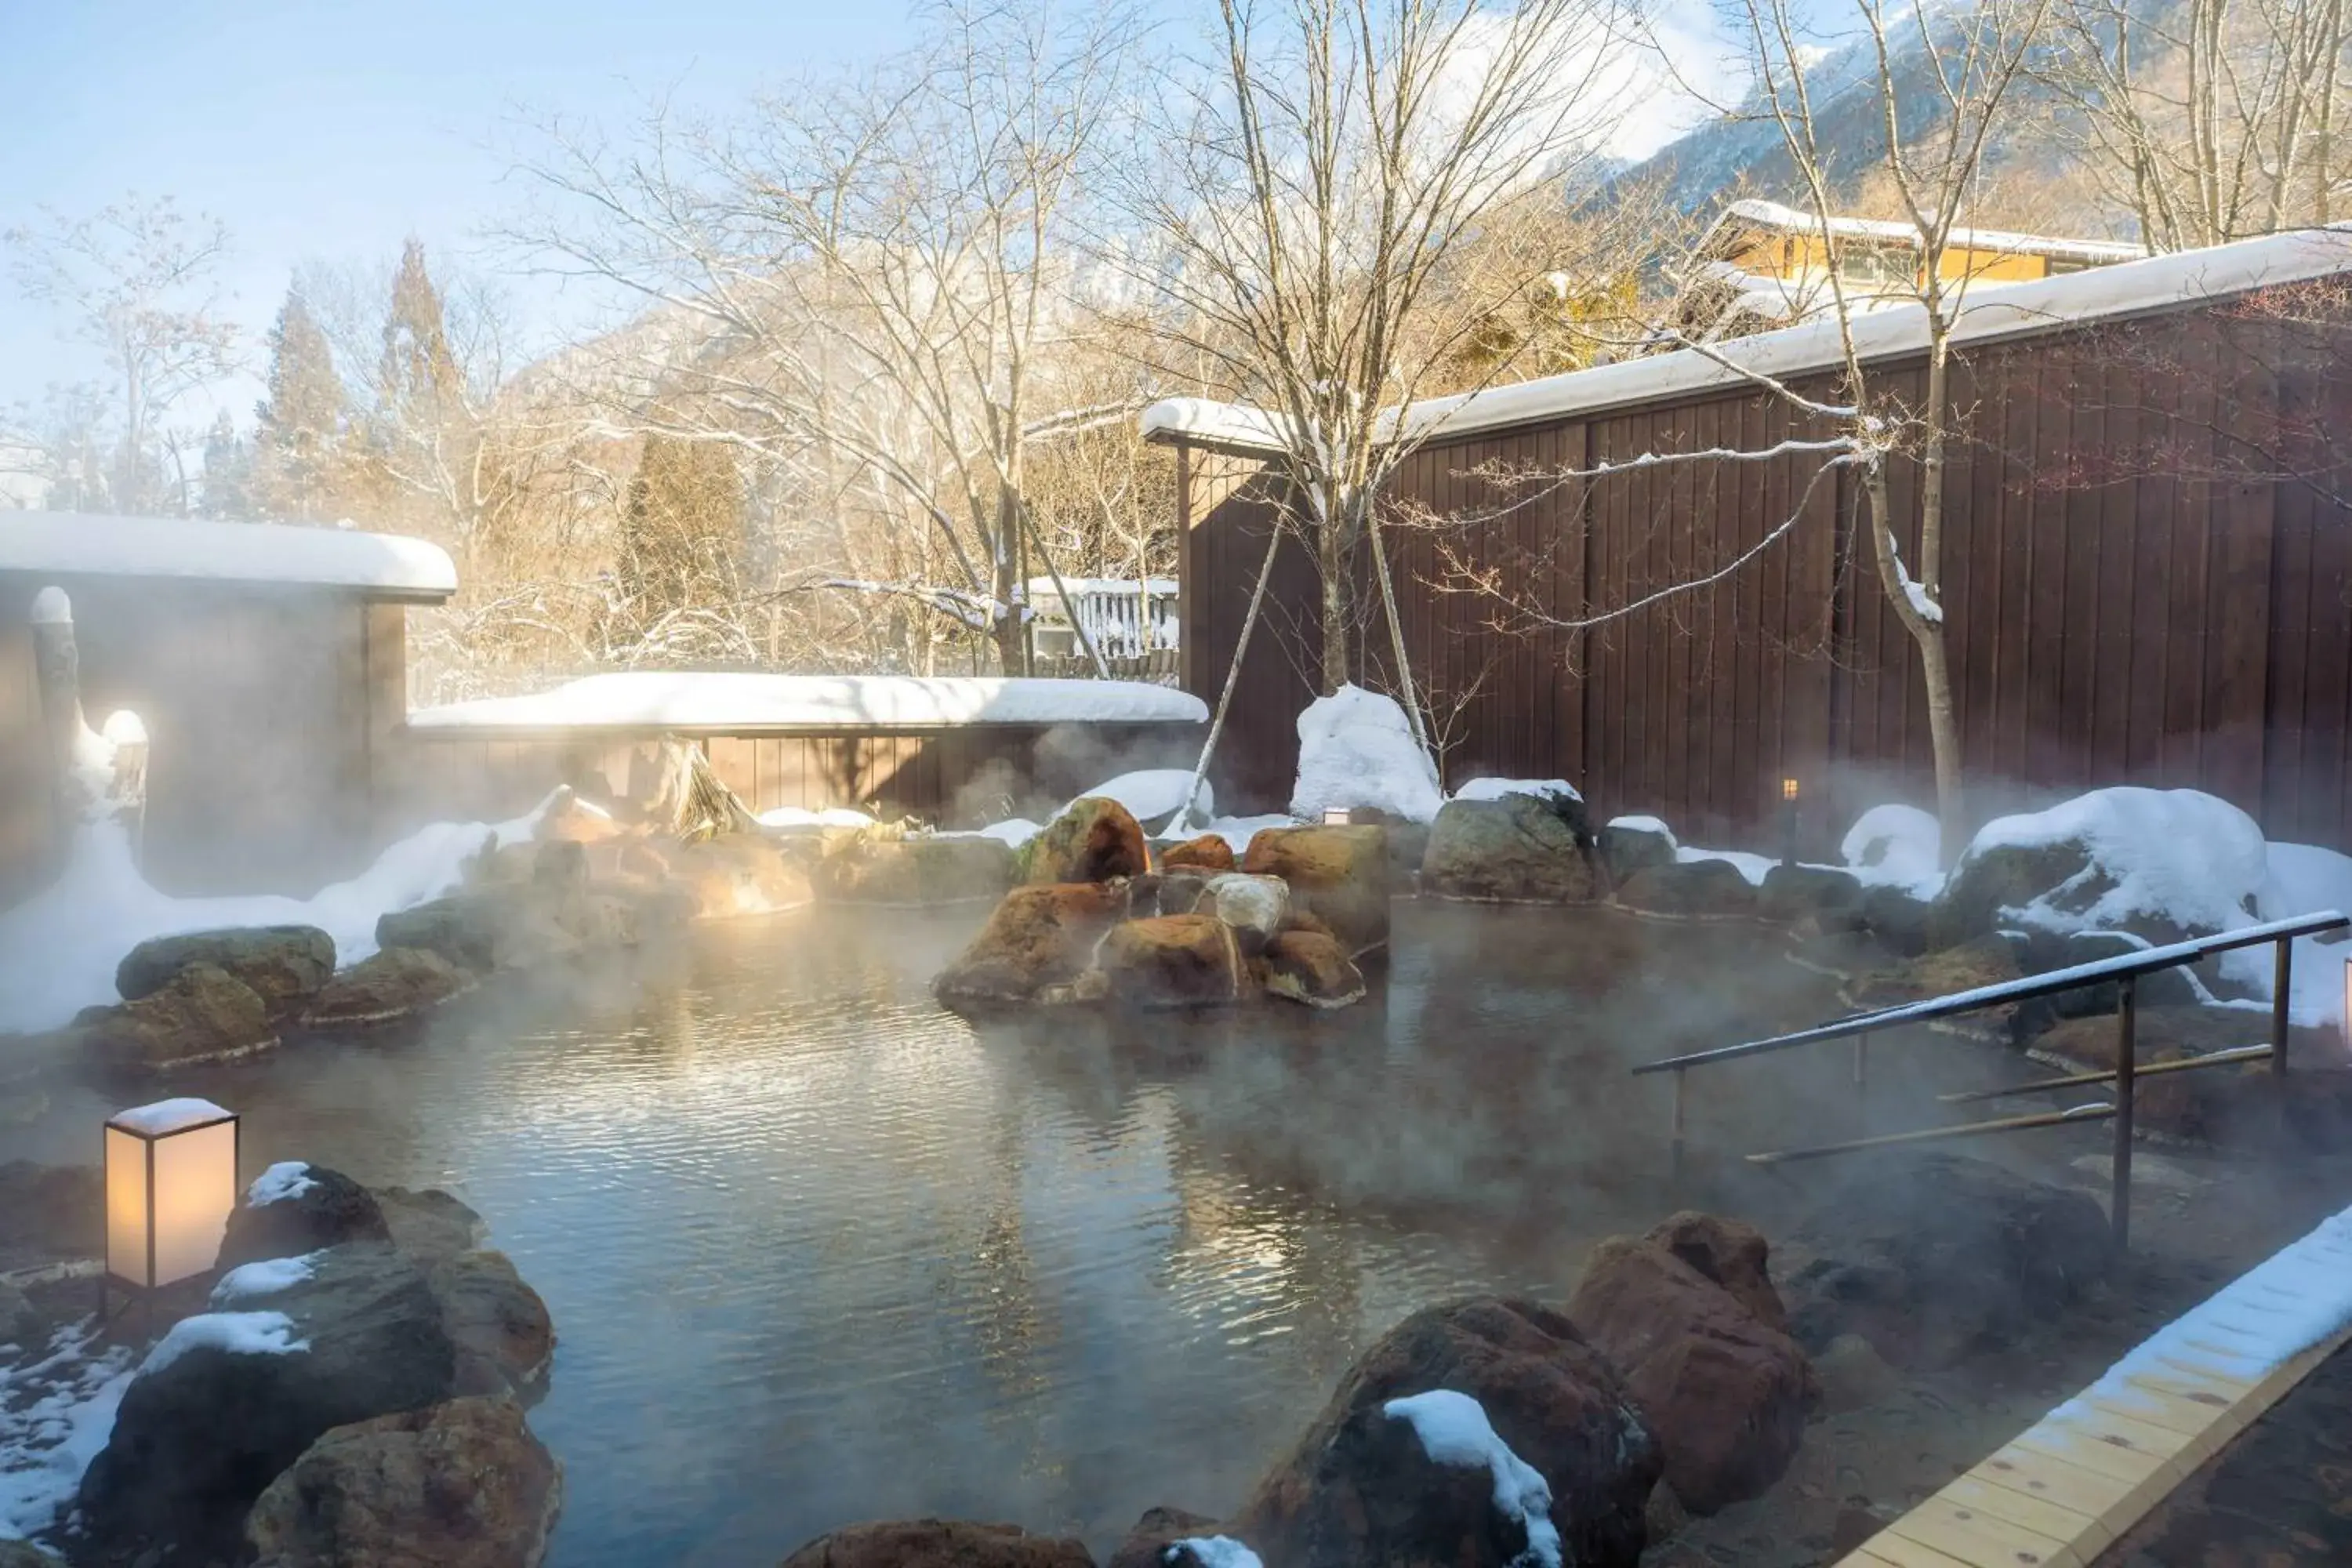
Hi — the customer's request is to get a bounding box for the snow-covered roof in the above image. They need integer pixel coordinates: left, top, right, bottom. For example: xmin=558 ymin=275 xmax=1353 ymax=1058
xmin=1713 ymin=198 xmax=2148 ymax=265
xmin=1138 ymin=397 xmax=1298 ymax=456
xmin=1024 ymin=576 xmax=1179 ymax=598
xmin=1145 ymin=225 xmax=2352 ymax=454
xmin=0 ymin=511 xmax=459 ymax=601
xmin=408 ymin=672 xmax=1209 ymax=734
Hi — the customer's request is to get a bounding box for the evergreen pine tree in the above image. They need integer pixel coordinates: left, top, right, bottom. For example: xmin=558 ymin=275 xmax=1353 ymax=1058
xmin=379 ymin=238 xmax=459 ymax=420
xmin=253 ymin=284 xmax=347 ymax=517
xmin=199 ymin=411 xmax=255 ymax=517
xmin=619 ymin=434 xmax=746 ymax=629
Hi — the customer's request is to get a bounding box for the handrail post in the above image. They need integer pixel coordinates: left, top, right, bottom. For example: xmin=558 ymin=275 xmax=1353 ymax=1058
xmin=2272 ymin=935 xmax=2293 ymax=1080
xmin=1854 ymin=1031 xmax=1870 ymax=1107
xmin=2113 ymin=975 xmax=2137 ymax=1253
xmin=1670 ymin=1067 xmax=1688 ymax=1187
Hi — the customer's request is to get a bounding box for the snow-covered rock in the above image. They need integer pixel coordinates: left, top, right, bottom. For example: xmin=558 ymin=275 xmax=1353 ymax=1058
xmin=1073 ymin=769 xmax=1211 ymax=831
xmin=1451 ymin=777 xmax=1582 ymax=805
xmin=1290 ymin=686 xmax=1442 ymax=824
xmin=1840 ymin=804 xmax=1944 ymax=898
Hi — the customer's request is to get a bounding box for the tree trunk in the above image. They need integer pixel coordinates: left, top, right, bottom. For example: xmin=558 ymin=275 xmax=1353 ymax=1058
xmin=1366 ymin=502 xmax=1429 ymax=755
xmin=1863 ymin=463 xmax=1965 ymax=858
xmin=1317 ymin=477 xmax=1350 ymax=694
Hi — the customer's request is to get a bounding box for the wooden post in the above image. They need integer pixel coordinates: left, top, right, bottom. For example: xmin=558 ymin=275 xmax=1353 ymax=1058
xmin=1854 ymin=1031 xmax=1870 ymax=1104
xmin=2112 ymin=975 xmax=2137 ymax=1252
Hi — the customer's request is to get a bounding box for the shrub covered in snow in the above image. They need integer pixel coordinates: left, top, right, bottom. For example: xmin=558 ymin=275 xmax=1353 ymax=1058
xmin=1290 ymin=685 xmax=1442 ymax=824
xmin=1840 ymin=804 xmax=1943 ymax=897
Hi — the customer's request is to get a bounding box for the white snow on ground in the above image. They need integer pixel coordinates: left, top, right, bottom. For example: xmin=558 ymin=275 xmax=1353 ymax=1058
xmin=1675 ymin=845 xmax=1777 ymax=887
xmin=1960 ymin=787 xmax=2269 ymax=939
xmin=108 ymin=1098 xmax=232 ymax=1136
xmin=1073 ymin=770 xmax=1214 ymax=830
xmin=1290 ymin=686 xmax=1443 ymax=824
xmin=961 ymin=818 xmax=1045 ymax=848
xmin=140 ymin=1311 xmax=307 ymax=1377
xmin=1841 ymin=803 xmax=1944 ymax=898
xmin=0 ymin=792 xmax=563 ymax=1036
xmin=1607 ymin=815 xmax=1678 ymax=848
xmin=1171 ymin=1537 xmax=1265 ymax=1568
xmin=2217 ymin=840 xmax=2352 ymax=1034
xmin=1383 ymin=1390 xmax=1563 ymax=1568
xmin=1193 ymin=815 xmax=1298 ymax=856
xmin=211 ymin=1253 xmax=320 ymax=1305
xmin=0 ymin=510 xmax=458 ymax=596
xmin=0 ymin=1319 xmax=136 ymax=1541
xmin=409 ymin=673 xmax=1208 ymax=731
xmin=2063 ymin=1199 xmax=2352 ymax=1421
xmin=757 ymin=806 xmax=877 ymax=830
xmin=1452 ymin=778 xmax=1583 ymax=805
xmin=247 ymin=1162 xmax=318 ymax=1207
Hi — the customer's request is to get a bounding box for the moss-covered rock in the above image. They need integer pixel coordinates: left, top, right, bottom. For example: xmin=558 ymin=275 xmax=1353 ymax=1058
xmin=1026 ymin=797 xmax=1150 ymax=884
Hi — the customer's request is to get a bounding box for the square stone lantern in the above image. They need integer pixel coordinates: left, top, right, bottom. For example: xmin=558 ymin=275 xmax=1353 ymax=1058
xmin=105 ymin=1097 xmax=240 ymax=1294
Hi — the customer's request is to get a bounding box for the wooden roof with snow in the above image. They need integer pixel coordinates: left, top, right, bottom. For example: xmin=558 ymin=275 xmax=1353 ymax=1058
xmin=1142 ymin=225 xmax=2352 ymax=457
xmin=0 ymin=511 xmax=459 ymax=603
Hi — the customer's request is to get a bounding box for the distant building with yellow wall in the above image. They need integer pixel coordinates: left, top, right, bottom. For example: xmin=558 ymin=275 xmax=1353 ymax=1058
xmin=1683 ymin=198 xmax=2145 ymax=339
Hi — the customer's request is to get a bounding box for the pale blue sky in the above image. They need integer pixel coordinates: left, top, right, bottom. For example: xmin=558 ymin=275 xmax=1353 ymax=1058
xmin=0 ymin=0 xmax=922 ymax=416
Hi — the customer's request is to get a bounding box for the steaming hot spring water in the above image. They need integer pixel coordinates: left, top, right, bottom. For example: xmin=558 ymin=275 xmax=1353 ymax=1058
xmin=0 ymin=898 xmax=2240 ymax=1563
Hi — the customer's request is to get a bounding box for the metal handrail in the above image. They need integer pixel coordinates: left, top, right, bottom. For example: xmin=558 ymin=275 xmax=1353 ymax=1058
xmin=1632 ymin=909 xmax=2349 ymax=1076
xmin=1635 ymin=906 xmax=2348 ymax=1251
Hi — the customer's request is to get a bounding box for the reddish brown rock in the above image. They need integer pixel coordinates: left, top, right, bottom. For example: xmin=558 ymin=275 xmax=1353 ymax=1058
xmin=1242 ymin=826 xmax=1390 ymax=958
xmin=1160 ymin=835 xmax=1236 ymax=875
xmin=1027 ymin=797 xmax=1150 ymax=885
xmin=1232 ymin=1297 xmax=1659 ymax=1568
xmin=934 ymin=884 xmax=1129 ymax=1009
xmin=244 ymin=1396 xmax=561 ymax=1568
xmin=1567 ymin=1233 xmax=1817 ymax=1515
xmin=1258 ymin=929 xmax=1367 ymax=1009
xmin=1105 ymin=1508 xmax=1220 ymax=1568
xmin=1643 ymin=1211 xmax=1790 ymax=1335
xmin=1094 ymin=914 xmax=1250 ymax=1008
xmin=430 ymin=1249 xmax=554 ymax=1398
xmin=778 ymin=1519 xmax=1094 ymax=1568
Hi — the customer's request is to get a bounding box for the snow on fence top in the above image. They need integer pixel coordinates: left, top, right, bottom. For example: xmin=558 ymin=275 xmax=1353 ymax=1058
xmin=408 ymin=671 xmax=1210 ymax=732
xmin=0 ymin=511 xmax=459 ymax=600
xmin=1142 ymin=225 xmax=2352 ymax=453
xmin=1715 ymin=198 xmax=2151 ymax=264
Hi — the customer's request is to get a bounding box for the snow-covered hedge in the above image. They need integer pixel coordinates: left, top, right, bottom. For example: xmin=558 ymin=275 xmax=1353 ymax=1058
xmin=1290 ymin=686 xmax=1442 ymax=823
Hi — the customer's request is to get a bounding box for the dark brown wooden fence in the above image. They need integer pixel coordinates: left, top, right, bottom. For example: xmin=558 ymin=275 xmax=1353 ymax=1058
xmin=1177 ymin=288 xmax=2352 ymax=854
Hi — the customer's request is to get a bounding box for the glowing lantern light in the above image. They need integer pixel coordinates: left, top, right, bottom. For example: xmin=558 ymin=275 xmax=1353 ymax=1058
xmin=1782 ymin=777 xmax=1801 ymax=801
xmin=1322 ymin=806 xmax=1353 ymax=826
xmin=105 ymin=1098 xmax=240 ymax=1293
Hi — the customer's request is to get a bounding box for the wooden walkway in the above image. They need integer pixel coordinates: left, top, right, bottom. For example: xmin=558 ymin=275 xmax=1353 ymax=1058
xmin=1838 ymin=1200 xmax=2352 ymax=1568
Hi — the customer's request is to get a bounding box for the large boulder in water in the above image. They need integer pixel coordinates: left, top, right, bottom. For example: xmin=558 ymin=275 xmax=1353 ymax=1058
xmin=933 ymin=883 xmax=1130 ymax=1009
xmin=1259 ymin=927 xmax=1367 ymax=1009
xmin=1094 ymin=914 xmax=1252 ymax=1008
xmin=116 ymin=925 xmax=336 ymax=1015
xmin=1614 ymin=858 xmax=1757 ymax=919
xmin=1567 ymin=1223 xmax=1817 ymax=1514
xmin=429 ymin=1248 xmax=554 ymax=1398
xmin=244 ymin=1396 xmax=561 ymax=1568
xmin=1422 ymin=793 xmax=1601 ymax=904
xmin=1232 ymin=1297 xmax=1659 ymax=1568
xmin=819 ymin=833 xmax=1017 ymax=904
xmin=217 ymin=1163 xmax=392 ymax=1271
xmin=1200 ymin=873 xmax=1288 ymax=953
xmin=1778 ymin=1152 xmax=2111 ymax=1368
xmin=1243 ymin=826 xmax=1390 ymax=959
xmin=73 ymin=962 xmax=279 ymax=1067
xmin=1161 ymin=834 xmax=1236 ymax=874
xmin=1026 ymin=797 xmax=1150 ymax=884
xmin=79 ymin=1241 xmax=457 ymax=1563
xmin=779 ymin=1520 xmax=1094 ymax=1568
xmin=303 ymin=946 xmax=475 ymax=1029
xmin=1598 ymin=818 xmax=1676 ymax=882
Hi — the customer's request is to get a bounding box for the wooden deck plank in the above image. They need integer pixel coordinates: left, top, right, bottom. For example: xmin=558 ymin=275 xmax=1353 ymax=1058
xmin=1850 ymin=1531 xmax=1981 ymax=1568
xmin=1936 ymin=1472 xmax=2113 ymax=1559
xmin=1883 ymin=1493 xmax=2085 ymax=1568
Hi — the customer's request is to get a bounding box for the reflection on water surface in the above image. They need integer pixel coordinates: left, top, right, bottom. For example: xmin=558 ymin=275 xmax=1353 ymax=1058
xmin=23 ymin=902 xmax=1846 ymax=1566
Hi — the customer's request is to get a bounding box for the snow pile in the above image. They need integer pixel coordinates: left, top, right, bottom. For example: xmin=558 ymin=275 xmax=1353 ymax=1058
xmin=1073 ymin=769 xmax=1213 ymax=830
xmin=1452 ymin=778 xmax=1582 ymax=805
xmin=410 ymin=673 xmax=1208 ymax=731
xmin=1841 ymin=803 xmax=1944 ymax=897
xmin=139 ymin=1311 xmax=307 ymax=1377
xmin=247 ymin=1162 xmax=318 ymax=1207
xmin=0 ymin=793 xmax=563 ymax=1036
xmin=1959 ymin=787 xmax=2268 ymax=937
xmin=960 ymin=818 xmax=1044 ymax=848
xmin=1170 ymin=1538 xmax=1265 ymax=1568
xmin=1383 ymin=1390 xmax=1563 ymax=1568
xmin=210 ymin=1253 xmax=320 ymax=1305
xmin=2217 ymin=840 xmax=2352 ymax=1032
xmin=757 ymin=806 xmax=877 ymax=830
xmin=0 ymin=1319 xmax=136 ymax=1541
xmin=1606 ymin=815 xmax=1678 ymax=848
xmin=1193 ymin=815 xmax=1297 ymax=855
xmin=1291 ymin=686 xmax=1442 ymax=824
